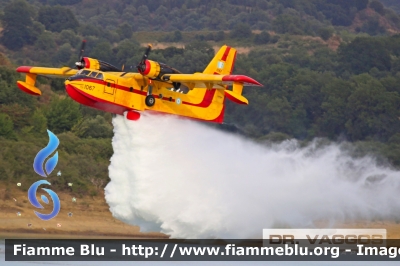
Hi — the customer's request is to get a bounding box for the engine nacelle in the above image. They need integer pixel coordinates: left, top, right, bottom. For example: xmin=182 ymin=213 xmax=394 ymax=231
xmin=76 ymin=57 xmax=121 ymax=72
xmin=138 ymin=60 xmax=181 ymax=79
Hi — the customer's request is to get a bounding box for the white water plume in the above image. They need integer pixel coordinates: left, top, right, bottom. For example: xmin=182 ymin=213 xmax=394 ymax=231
xmin=104 ymin=113 xmax=400 ymax=239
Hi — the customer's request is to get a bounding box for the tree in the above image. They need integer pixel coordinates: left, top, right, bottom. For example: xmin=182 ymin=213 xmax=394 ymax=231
xmin=0 ymin=0 xmax=35 ymax=50
xmin=116 ymin=23 xmax=133 ymax=40
xmin=58 ymin=29 xmax=80 ymax=46
xmin=35 ymin=32 xmax=57 ymax=51
xmin=254 ymin=31 xmax=271 ymax=44
xmin=0 ymin=67 xmax=35 ymax=109
xmin=32 ymin=22 xmax=45 ymax=38
xmin=46 ymin=98 xmax=81 ymax=133
xmin=90 ymin=41 xmax=114 ymax=64
xmin=265 ymin=96 xmax=292 ymax=133
xmin=31 ymin=109 xmax=47 ymax=134
xmin=338 ymin=37 xmax=391 ymax=74
xmin=354 ymin=0 xmax=369 ymax=10
xmin=145 ymin=0 xmax=163 ymax=12
xmin=370 ymin=0 xmax=385 ymax=15
xmin=272 ymin=14 xmax=304 ymax=34
xmin=0 ymin=103 xmax=31 ymax=129
xmin=318 ymin=3 xmax=354 ymax=26
xmin=215 ymin=30 xmax=225 ymax=41
xmin=360 ymin=17 xmax=386 ymax=36
xmin=47 ymin=0 xmax=82 ymax=5
xmin=207 ymin=8 xmax=225 ymax=30
xmin=174 ymin=30 xmax=183 ymax=42
xmin=317 ymin=79 xmax=354 ymax=138
xmin=72 ymin=115 xmax=113 ymax=138
xmin=38 ymin=5 xmax=79 ymax=32
xmin=346 ymin=74 xmax=400 ymax=141
xmin=0 ymin=113 xmax=15 ymax=139
xmin=115 ymin=39 xmax=141 ymax=66
xmin=318 ymin=27 xmax=334 ymax=41
xmin=54 ymin=43 xmax=72 ymax=64
xmin=230 ymin=23 xmax=252 ymax=39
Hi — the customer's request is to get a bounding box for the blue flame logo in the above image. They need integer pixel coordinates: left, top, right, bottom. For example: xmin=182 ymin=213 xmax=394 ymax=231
xmin=28 ymin=180 xmax=60 ymax=220
xmin=28 ymin=130 xmax=61 ymax=220
xmin=33 ymin=130 xmax=59 ymax=177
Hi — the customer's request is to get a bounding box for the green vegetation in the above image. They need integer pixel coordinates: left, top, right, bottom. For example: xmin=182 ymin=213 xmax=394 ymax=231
xmin=381 ymin=0 xmax=400 ymax=13
xmin=0 ymin=0 xmax=36 ymax=50
xmin=1 ymin=0 xmax=400 ymax=194
xmin=38 ymin=5 xmax=80 ymax=33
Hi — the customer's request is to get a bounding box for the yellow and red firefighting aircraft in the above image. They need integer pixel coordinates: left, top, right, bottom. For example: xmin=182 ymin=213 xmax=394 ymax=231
xmin=16 ymin=42 xmax=262 ymax=123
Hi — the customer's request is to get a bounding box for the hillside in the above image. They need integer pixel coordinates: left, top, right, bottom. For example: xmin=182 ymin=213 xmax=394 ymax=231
xmin=34 ymin=0 xmax=400 ymax=34
xmin=0 ymin=0 xmax=399 ymax=196
xmin=381 ymin=0 xmax=400 ymax=13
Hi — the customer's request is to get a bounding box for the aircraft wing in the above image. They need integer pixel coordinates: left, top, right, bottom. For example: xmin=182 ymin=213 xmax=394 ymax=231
xmin=17 ymin=66 xmax=78 ymax=78
xmin=16 ymin=66 xmax=79 ymax=96
xmin=164 ymin=73 xmax=262 ymax=90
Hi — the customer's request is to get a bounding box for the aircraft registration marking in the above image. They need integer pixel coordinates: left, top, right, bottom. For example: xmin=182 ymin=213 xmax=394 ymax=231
xmin=84 ymin=84 xmax=95 ymax=91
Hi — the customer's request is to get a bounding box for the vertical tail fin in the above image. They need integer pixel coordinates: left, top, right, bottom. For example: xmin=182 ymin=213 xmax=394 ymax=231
xmin=202 ymin=46 xmax=236 ymax=124
xmin=203 ymin=45 xmax=237 ymax=75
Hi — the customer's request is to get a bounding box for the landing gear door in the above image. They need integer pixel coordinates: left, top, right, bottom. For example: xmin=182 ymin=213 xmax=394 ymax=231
xmin=104 ymin=79 xmax=116 ymax=102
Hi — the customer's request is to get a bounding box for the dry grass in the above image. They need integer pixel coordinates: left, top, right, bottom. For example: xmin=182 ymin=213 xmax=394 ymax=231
xmin=0 ymin=186 xmax=167 ymax=239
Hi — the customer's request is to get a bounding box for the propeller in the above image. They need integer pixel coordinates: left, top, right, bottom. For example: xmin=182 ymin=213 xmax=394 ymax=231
xmin=78 ymin=40 xmax=86 ymax=62
xmin=63 ymin=40 xmax=87 ymax=74
xmin=137 ymin=44 xmax=152 ymax=74
xmin=75 ymin=40 xmax=87 ymax=69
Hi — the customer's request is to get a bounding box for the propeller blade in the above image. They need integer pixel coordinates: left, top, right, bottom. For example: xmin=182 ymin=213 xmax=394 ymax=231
xmin=62 ymin=67 xmax=73 ymax=74
xmin=78 ymin=40 xmax=86 ymax=61
xmin=137 ymin=44 xmax=152 ymax=74
xmin=141 ymin=43 xmax=152 ymax=63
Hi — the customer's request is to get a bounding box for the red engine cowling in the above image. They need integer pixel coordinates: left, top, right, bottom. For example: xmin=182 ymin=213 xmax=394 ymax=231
xmin=76 ymin=57 xmax=121 ymax=72
xmin=138 ymin=60 xmax=181 ymax=79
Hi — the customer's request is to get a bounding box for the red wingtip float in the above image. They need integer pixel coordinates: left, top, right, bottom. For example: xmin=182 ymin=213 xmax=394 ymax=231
xmin=16 ymin=42 xmax=262 ymax=123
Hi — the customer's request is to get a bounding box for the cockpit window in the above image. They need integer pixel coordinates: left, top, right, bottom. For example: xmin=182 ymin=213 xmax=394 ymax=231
xmin=73 ymin=69 xmax=103 ymax=80
xmin=81 ymin=70 xmax=91 ymax=76
xmin=95 ymin=73 xmax=104 ymax=80
xmin=89 ymin=71 xmax=98 ymax=77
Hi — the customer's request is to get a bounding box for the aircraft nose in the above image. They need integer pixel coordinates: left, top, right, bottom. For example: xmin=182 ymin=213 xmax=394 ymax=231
xmin=64 ymin=79 xmax=79 ymax=90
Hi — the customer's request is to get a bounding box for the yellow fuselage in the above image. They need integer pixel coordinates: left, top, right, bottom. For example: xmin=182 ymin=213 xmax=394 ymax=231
xmin=65 ymin=70 xmax=225 ymax=122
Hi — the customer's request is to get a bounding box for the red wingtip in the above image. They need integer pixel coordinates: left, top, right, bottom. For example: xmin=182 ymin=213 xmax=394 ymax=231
xmin=222 ymin=75 xmax=263 ymax=86
xmin=16 ymin=66 xmax=33 ymax=73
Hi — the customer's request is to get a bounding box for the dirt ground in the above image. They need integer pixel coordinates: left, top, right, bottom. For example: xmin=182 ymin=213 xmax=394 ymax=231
xmin=0 ymin=186 xmax=167 ymax=239
xmin=1 ymin=186 xmax=400 ymax=239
